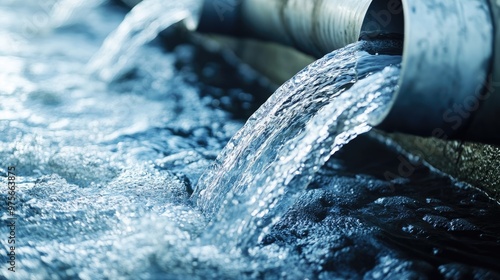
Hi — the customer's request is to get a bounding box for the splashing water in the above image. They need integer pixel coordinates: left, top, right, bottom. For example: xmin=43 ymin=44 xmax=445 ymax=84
xmin=0 ymin=2 xmax=242 ymax=278
xmin=2 ymin=1 xmax=500 ymax=279
xmin=87 ymin=0 xmax=202 ymax=81
xmin=193 ymin=40 xmax=403 ymax=252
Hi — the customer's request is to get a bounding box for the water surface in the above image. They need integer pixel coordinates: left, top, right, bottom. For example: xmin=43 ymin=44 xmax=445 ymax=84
xmin=0 ymin=1 xmax=499 ymax=279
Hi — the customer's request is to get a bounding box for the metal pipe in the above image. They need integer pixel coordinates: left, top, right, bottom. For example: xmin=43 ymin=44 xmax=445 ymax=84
xmin=464 ymin=0 xmax=500 ymax=144
xmin=196 ymin=0 xmax=498 ymax=144
xmin=196 ymin=0 xmax=376 ymax=57
xmin=372 ymin=0 xmax=493 ymax=140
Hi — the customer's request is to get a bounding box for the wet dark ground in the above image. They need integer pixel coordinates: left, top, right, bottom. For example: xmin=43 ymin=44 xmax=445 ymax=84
xmin=262 ymin=134 xmax=500 ymax=279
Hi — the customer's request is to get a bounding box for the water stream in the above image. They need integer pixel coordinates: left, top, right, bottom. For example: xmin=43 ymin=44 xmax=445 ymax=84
xmin=194 ymin=41 xmax=403 ymax=252
xmin=1 ymin=1 xmax=499 ymax=279
xmin=87 ymin=0 xmax=202 ymax=82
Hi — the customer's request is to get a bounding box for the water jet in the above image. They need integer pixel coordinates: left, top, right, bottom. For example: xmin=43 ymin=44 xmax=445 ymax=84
xmin=196 ymin=0 xmax=499 ymax=144
xmin=117 ymin=0 xmax=500 ymax=202
xmin=192 ymin=0 xmax=500 ymax=202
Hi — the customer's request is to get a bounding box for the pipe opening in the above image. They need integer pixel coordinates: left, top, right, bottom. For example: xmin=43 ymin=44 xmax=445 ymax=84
xmin=360 ymin=0 xmax=405 ymax=42
xmin=371 ymin=0 xmax=494 ymax=139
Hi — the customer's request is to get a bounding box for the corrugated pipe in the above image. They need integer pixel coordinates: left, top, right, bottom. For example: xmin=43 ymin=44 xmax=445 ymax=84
xmin=195 ymin=0 xmax=500 ymax=145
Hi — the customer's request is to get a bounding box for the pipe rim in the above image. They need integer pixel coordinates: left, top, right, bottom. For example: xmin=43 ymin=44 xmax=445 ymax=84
xmin=370 ymin=0 xmax=494 ymax=139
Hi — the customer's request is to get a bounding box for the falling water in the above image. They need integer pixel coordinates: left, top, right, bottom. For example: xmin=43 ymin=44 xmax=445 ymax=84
xmin=194 ymin=40 xmax=403 ymax=252
xmin=50 ymin=0 xmax=107 ymax=28
xmin=2 ymin=0 xmax=500 ymax=279
xmin=87 ymin=0 xmax=202 ymax=81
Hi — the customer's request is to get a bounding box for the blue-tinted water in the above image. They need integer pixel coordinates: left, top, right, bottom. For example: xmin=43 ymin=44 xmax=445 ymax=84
xmin=0 ymin=1 xmax=499 ymax=279
xmin=194 ymin=41 xmax=403 ymax=253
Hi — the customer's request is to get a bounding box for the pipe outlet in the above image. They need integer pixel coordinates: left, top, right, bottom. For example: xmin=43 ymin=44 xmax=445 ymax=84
xmin=196 ymin=0 xmax=498 ymax=144
xmin=374 ymin=0 xmax=494 ymax=141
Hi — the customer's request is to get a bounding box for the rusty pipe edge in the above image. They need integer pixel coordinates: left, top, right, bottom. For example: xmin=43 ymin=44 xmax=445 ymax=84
xmin=196 ymin=0 xmax=498 ymax=144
